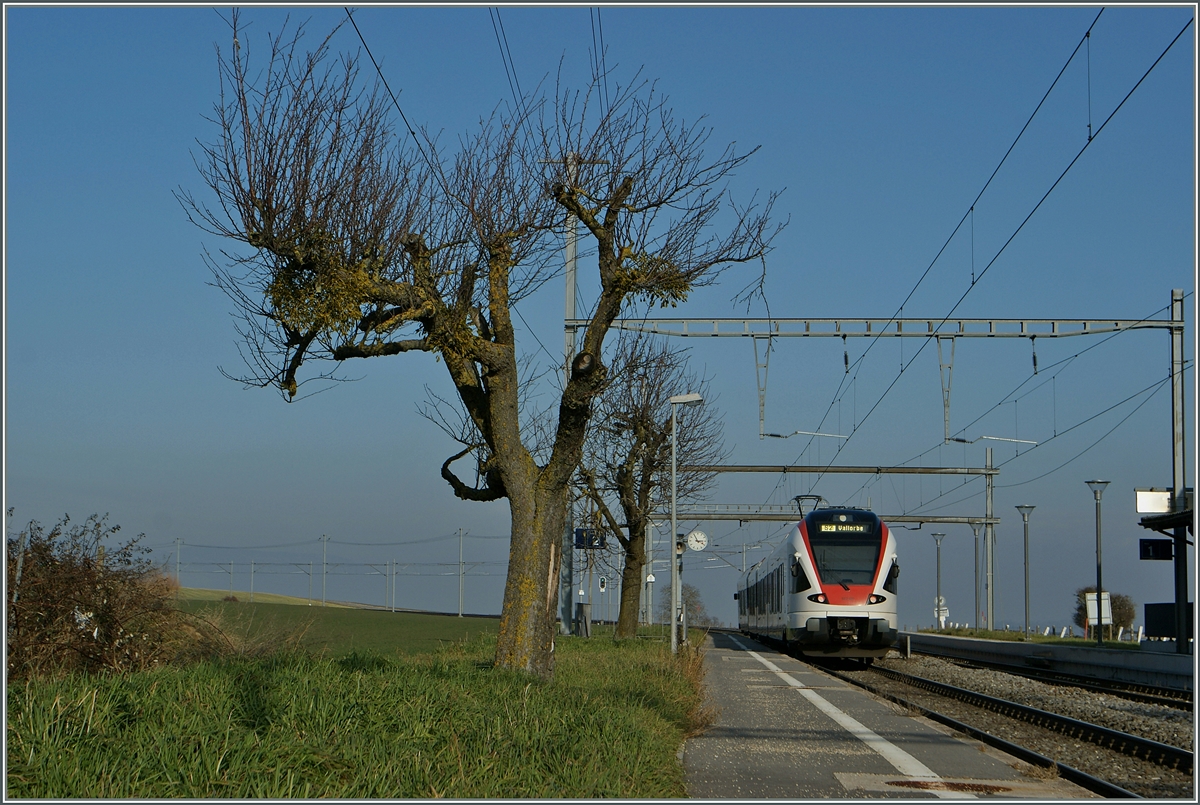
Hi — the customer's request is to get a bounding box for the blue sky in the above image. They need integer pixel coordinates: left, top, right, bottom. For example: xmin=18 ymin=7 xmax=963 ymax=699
xmin=4 ymin=5 xmax=1195 ymax=632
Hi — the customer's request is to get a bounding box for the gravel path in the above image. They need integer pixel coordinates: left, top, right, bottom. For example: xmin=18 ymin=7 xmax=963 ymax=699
xmin=835 ymin=653 xmax=1195 ymax=799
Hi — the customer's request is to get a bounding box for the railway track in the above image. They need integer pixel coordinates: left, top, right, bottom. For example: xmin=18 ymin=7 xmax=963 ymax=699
xmin=899 ymin=631 xmax=1193 ymax=694
xmin=945 ymin=658 xmax=1192 ymax=711
xmin=825 ymin=660 xmax=1193 ymax=799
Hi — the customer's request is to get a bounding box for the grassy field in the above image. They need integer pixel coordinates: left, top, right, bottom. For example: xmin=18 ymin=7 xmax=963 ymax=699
xmin=921 ymin=625 xmax=1143 ymax=650
xmin=174 ymin=596 xmax=500 ymax=657
xmin=176 ymin=587 xmax=353 ymax=607
xmin=8 ymin=595 xmax=711 ymax=798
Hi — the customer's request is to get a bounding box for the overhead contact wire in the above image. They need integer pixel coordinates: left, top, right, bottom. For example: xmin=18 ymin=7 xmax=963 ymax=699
xmin=801 ymin=14 xmax=1191 ymax=495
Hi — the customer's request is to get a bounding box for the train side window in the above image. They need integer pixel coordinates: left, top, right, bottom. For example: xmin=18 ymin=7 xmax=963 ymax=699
xmin=883 ymin=560 xmax=899 ymax=594
xmin=791 ymin=558 xmax=812 ymax=593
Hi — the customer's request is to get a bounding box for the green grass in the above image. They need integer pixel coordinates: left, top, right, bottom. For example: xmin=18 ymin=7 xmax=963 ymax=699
xmin=7 ymin=631 xmax=707 ymax=798
xmin=175 ymin=587 xmax=353 ymax=607
xmin=174 ymin=598 xmax=500 ymax=657
xmin=921 ymin=626 xmax=1143 ymax=650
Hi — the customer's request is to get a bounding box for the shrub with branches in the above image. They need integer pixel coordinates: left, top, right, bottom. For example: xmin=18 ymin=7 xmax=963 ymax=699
xmin=1072 ymin=585 xmax=1136 ymax=634
xmin=6 ymin=511 xmax=189 ymax=679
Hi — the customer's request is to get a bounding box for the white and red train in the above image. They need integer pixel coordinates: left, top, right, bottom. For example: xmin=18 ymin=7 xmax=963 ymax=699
xmin=736 ymin=507 xmax=899 ymax=658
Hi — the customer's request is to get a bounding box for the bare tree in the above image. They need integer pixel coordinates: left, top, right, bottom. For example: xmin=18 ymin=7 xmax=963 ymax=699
xmin=656 ymin=581 xmax=721 ymax=629
xmin=578 ymin=333 xmax=727 ymax=639
xmin=179 ymin=14 xmax=781 ymax=678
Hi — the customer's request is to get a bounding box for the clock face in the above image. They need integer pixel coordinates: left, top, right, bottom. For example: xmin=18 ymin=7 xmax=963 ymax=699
xmin=686 ymin=530 xmax=708 ymax=551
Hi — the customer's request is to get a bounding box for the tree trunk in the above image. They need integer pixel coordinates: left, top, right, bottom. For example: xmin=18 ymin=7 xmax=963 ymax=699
xmin=493 ymin=476 xmax=567 ymax=679
xmin=616 ymin=548 xmax=644 ymax=639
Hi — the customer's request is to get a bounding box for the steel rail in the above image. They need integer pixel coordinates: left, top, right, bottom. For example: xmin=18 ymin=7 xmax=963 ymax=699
xmin=867 ymin=666 xmax=1192 ymax=772
xmin=825 ymin=667 xmax=1142 ymax=799
xmin=948 ymin=659 xmax=1193 ymax=711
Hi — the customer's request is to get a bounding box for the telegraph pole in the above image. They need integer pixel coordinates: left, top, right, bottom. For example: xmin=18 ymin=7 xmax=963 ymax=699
xmin=174 ymin=538 xmax=181 ymax=594
xmin=970 ymin=523 xmax=982 ymax=630
xmin=984 ymin=448 xmax=995 ymax=630
xmin=458 ymin=528 xmax=465 ymax=618
xmin=320 ymin=535 xmax=329 ymax=607
xmin=1170 ymin=288 xmax=1190 ymax=654
xmin=645 ymin=521 xmax=655 ymax=626
xmin=560 ymin=153 xmax=579 ymax=637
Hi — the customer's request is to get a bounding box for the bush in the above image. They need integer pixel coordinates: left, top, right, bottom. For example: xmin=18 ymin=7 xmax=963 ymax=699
xmin=7 ymin=511 xmax=192 ymax=679
xmin=1072 ymin=586 xmax=1136 ymax=631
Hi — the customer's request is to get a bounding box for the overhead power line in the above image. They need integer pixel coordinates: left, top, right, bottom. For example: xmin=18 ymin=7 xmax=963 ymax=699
xmin=789 ymin=9 xmax=1109 ymax=478
xmin=842 ymin=295 xmax=1186 ymax=502
xmin=344 ymin=7 xmax=451 ymax=198
xmin=490 ymin=7 xmax=528 ymax=122
xmin=790 ymin=13 xmax=1193 ymax=495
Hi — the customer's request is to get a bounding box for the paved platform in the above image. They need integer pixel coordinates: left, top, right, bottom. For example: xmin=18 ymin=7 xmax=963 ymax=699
xmin=684 ymin=632 xmax=1099 ymax=799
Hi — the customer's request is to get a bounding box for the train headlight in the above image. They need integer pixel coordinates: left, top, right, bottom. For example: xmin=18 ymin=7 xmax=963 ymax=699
xmin=807 ymin=593 xmax=827 ymax=604
xmin=867 ymin=594 xmax=887 ymax=604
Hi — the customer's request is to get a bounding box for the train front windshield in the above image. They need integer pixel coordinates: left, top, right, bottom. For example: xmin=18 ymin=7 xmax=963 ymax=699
xmin=806 ymin=514 xmax=882 ymax=586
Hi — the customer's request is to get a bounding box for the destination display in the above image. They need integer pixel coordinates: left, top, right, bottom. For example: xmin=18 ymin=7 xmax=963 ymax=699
xmin=817 ymin=523 xmax=868 ymax=532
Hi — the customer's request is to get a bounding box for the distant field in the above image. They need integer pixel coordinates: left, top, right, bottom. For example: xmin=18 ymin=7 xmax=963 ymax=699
xmin=922 ymin=626 xmax=1143 ymax=650
xmin=174 ymin=594 xmax=500 ymax=657
xmin=175 ymin=587 xmax=351 ymax=607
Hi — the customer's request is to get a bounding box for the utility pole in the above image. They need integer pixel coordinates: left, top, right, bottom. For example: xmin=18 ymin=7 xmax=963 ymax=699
xmin=308 ymin=562 xmax=312 ymax=606
xmin=560 ymin=152 xmax=579 ymax=637
xmin=458 ymin=528 xmax=465 ymax=618
xmin=1170 ymin=288 xmax=1190 ymax=654
xmin=932 ymin=533 xmax=946 ymax=629
xmin=553 ymin=152 xmax=608 ymax=635
xmin=645 ymin=521 xmax=655 ymax=627
xmin=970 ymin=523 xmax=982 ymax=631
xmin=175 ymin=538 xmax=182 ymax=591
xmin=320 ymin=535 xmax=329 ymax=607
xmin=250 ymin=560 xmax=254 ymax=603
xmin=12 ymin=527 xmax=27 ymax=605
xmin=984 ymin=447 xmax=995 ymax=630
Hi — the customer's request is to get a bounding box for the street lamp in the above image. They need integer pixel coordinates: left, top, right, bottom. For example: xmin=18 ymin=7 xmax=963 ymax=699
xmin=669 ymin=392 xmax=703 ymax=654
xmin=970 ymin=523 xmax=982 ymax=631
xmin=1015 ymin=505 xmax=1035 ymax=638
xmin=932 ymin=532 xmax=946 ymax=630
xmin=1086 ymin=480 xmax=1110 ymax=646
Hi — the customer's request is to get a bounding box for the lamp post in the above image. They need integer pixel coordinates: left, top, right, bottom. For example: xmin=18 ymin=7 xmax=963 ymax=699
xmin=1015 ymin=505 xmax=1035 ymax=638
xmin=932 ymin=532 xmax=946 ymax=630
xmin=669 ymin=392 xmax=703 ymax=654
xmin=952 ymin=438 xmax=1035 ymax=630
xmin=1086 ymin=481 xmax=1109 ymax=645
xmin=970 ymin=523 xmax=982 ymax=631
